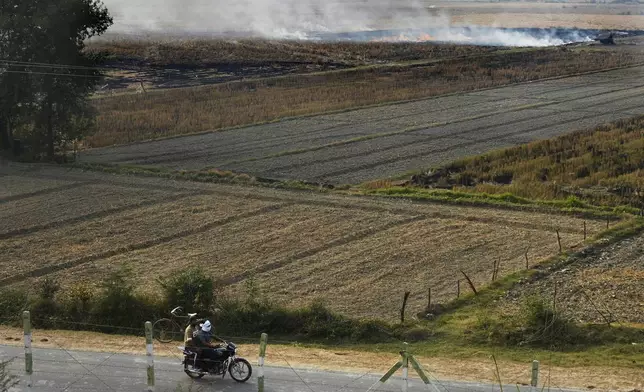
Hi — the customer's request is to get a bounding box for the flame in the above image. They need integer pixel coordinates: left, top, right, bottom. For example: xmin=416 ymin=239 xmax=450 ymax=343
xmin=371 ymin=32 xmax=433 ymax=43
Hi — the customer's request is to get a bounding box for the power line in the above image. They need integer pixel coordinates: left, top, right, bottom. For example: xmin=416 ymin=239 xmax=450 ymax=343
xmin=0 ymin=69 xmax=108 ymax=79
xmin=0 ymin=59 xmax=111 ymax=72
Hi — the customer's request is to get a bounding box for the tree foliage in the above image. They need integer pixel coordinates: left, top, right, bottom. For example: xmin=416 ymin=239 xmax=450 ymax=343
xmin=0 ymin=0 xmax=112 ymax=159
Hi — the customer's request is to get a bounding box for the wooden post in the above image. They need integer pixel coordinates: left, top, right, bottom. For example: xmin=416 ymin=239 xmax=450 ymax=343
xmin=531 ymin=360 xmax=539 ymax=387
xmin=606 ymin=217 xmax=610 ymax=230
xmin=23 ymin=311 xmax=33 ymax=390
xmin=583 ymin=221 xmax=587 ymax=241
xmin=492 ymin=354 xmax=503 ymax=392
xmin=401 ymin=292 xmax=410 ymax=323
xmin=457 ymin=280 xmax=461 ymax=298
xmin=427 ymin=288 xmax=431 ymax=310
xmin=401 ymin=342 xmax=409 ymax=392
xmin=492 ymin=259 xmax=497 ymax=282
xmin=258 ymin=333 xmax=268 ymax=392
xmin=495 ymin=259 xmax=501 ymax=281
xmin=145 ymin=321 xmax=155 ymax=392
xmin=525 ymin=246 xmax=530 ymax=269
xmin=556 ymin=229 xmax=562 ymax=253
xmin=460 ymin=270 xmax=478 ymax=295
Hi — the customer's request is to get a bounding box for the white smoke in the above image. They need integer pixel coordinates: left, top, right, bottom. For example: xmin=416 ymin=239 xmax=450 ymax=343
xmin=103 ymin=0 xmax=447 ymax=37
xmin=101 ymin=0 xmax=592 ymax=47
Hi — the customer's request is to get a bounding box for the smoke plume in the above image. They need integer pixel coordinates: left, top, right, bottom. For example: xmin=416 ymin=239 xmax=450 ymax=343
xmin=101 ymin=0 xmax=592 ymax=46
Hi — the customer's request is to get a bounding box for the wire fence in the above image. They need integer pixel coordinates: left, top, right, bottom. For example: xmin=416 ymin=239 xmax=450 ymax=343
xmin=0 ymin=311 xmax=575 ymax=392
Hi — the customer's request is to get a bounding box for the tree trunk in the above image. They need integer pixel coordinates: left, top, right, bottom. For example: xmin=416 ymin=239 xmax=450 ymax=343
xmin=46 ymin=98 xmax=54 ymax=160
xmin=0 ymin=116 xmax=12 ymax=151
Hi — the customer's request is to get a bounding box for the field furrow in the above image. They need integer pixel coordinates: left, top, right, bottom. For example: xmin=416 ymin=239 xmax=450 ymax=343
xmin=33 ymin=204 xmax=407 ymax=290
xmin=0 ymin=167 xmax=606 ymax=319
xmin=229 ymin=218 xmax=587 ymax=319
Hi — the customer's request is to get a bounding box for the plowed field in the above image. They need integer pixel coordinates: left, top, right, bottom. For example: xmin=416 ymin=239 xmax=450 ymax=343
xmin=1 ymin=164 xmax=604 ymax=320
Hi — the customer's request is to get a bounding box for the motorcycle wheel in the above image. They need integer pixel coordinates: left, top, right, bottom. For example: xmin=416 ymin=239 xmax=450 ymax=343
xmin=184 ymin=361 xmax=205 ymax=379
xmin=228 ymin=358 xmax=252 ymax=382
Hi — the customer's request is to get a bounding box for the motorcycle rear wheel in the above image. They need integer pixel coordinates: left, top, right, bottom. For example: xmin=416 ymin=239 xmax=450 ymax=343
xmin=184 ymin=361 xmax=205 ymax=379
xmin=228 ymin=358 xmax=252 ymax=382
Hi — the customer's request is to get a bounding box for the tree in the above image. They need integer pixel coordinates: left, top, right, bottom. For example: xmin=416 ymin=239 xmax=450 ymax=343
xmin=0 ymin=0 xmax=112 ymax=159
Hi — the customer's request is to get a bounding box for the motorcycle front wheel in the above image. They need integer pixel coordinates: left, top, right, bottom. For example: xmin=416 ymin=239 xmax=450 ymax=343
xmin=228 ymin=358 xmax=252 ymax=382
xmin=184 ymin=361 xmax=205 ymax=379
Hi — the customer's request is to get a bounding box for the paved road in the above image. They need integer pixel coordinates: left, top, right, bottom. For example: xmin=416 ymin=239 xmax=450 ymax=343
xmin=1 ymin=345 xmax=571 ymax=392
xmin=81 ymin=65 xmax=644 ymax=184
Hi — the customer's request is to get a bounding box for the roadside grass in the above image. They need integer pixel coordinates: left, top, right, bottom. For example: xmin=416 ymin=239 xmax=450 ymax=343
xmin=88 ymin=46 xmax=644 ymax=148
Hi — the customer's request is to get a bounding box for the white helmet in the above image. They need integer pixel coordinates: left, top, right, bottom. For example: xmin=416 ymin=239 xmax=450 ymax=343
xmin=201 ymin=320 xmax=212 ymax=332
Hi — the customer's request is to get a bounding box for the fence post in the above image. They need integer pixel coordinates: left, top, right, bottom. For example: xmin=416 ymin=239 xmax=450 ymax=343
xmin=531 ymin=360 xmax=539 ymax=387
xmin=23 ymin=311 xmax=33 ymax=390
xmin=144 ymin=321 xmax=155 ymax=392
xmin=583 ymin=221 xmax=587 ymax=240
xmin=401 ymin=291 xmax=410 ymax=323
xmin=401 ymin=342 xmax=409 ymax=392
xmin=258 ymin=333 xmax=268 ymax=392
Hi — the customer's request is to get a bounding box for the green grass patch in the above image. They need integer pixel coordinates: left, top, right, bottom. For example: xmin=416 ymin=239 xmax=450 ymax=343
xmin=359 ymin=186 xmax=639 ymax=218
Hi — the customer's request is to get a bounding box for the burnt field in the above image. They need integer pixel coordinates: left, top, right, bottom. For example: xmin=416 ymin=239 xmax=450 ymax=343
xmin=0 ymin=164 xmax=603 ymax=320
xmin=82 ymin=64 xmax=644 ymax=185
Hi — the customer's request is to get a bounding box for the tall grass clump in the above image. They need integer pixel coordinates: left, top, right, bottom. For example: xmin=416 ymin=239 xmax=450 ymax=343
xmin=411 ymin=116 xmax=644 ymax=209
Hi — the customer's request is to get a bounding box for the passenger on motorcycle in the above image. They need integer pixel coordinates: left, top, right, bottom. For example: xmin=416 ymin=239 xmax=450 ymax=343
xmin=193 ymin=320 xmax=226 ymax=364
xmin=184 ymin=315 xmax=205 ymax=347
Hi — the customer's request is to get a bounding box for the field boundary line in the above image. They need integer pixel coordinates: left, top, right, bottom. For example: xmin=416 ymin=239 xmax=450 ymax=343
xmin=0 ymin=191 xmax=208 ymax=240
xmin=219 ymin=215 xmax=426 ymax=286
xmin=0 ymin=181 xmax=99 ymax=204
xmin=85 ymin=62 xmax=644 ymax=150
xmin=0 ymin=203 xmax=290 ymax=287
xmin=49 ymin=163 xmax=623 ymax=220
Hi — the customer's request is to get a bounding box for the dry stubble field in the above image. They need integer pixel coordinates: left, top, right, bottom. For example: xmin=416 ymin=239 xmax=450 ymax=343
xmin=0 ymin=163 xmax=605 ymax=320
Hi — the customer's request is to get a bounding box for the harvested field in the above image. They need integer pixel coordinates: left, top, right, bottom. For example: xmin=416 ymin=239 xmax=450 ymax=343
xmin=83 ymin=64 xmax=644 ymax=185
xmin=0 ymin=164 xmax=606 ymax=320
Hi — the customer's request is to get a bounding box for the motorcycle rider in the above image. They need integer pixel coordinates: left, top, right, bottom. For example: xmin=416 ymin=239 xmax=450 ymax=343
xmin=193 ymin=320 xmax=226 ymax=367
xmin=184 ymin=315 xmax=205 ymax=347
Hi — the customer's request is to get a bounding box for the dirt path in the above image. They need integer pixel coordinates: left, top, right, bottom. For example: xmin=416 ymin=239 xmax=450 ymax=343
xmin=1 ymin=327 xmax=641 ymax=391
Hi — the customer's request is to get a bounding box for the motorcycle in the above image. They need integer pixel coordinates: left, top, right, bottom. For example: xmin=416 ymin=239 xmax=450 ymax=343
xmin=179 ymin=340 xmax=253 ymax=382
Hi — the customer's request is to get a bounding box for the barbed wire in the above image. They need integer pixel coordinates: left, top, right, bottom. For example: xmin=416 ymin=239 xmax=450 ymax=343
xmin=270 ymin=347 xmax=318 ymax=392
